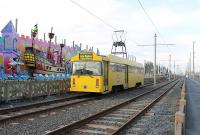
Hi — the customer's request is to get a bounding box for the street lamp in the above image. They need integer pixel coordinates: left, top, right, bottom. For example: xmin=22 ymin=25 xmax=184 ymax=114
xmin=60 ymin=43 xmax=65 ymax=66
xmin=31 ymin=32 xmax=37 ymax=48
xmin=47 ymin=27 xmax=55 ymax=60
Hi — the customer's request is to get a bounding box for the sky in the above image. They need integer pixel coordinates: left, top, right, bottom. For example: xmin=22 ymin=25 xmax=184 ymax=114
xmin=1 ymin=0 xmax=200 ymax=74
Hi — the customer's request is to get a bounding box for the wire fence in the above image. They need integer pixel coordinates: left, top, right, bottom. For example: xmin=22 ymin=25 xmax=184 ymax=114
xmin=0 ymin=80 xmax=67 ymax=102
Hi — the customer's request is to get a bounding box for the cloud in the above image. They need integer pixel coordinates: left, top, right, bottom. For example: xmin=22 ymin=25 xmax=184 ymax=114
xmin=1 ymin=0 xmax=200 ymax=73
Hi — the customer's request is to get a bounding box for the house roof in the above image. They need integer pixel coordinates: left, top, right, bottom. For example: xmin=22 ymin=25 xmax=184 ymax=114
xmin=1 ymin=20 xmax=16 ymax=33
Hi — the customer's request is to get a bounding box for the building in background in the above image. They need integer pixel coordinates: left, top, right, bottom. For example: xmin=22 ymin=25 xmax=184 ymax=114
xmin=0 ymin=20 xmax=84 ymax=79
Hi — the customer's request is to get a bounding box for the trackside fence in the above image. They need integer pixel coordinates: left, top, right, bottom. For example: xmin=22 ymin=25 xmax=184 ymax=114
xmin=0 ymin=80 xmax=67 ymax=102
xmin=174 ymin=80 xmax=186 ymax=135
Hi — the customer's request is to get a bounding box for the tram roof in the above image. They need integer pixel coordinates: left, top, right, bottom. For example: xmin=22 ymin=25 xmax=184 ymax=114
xmin=103 ymin=55 xmax=143 ymax=68
xmin=71 ymin=52 xmax=143 ymax=68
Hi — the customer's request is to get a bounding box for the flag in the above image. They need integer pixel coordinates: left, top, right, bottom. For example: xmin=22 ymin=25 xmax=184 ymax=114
xmin=31 ymin=24 xmax=38 ymax=36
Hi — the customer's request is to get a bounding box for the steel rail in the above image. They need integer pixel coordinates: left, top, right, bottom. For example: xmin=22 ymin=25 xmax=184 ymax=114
xmin=0 ymin=78 xmax=165 ymax=115
xmin=45 ymin=79 xmax=178 ymax=135
xmin=0 ymin=96 xmax=97 ymax=123
xmin=0 ymin=94 xmax=91 ymax=115
xmin=111 ymin=80 xmax=181 ymax=135
xmin=0 ymin=79 xmax=166 ymax=124
xmin=0 ymin=80 xmax=160 ymax=114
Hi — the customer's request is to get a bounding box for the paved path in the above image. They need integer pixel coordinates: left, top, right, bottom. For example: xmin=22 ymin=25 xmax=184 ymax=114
xmin=186 ymin=79 xmax=200 ymax=135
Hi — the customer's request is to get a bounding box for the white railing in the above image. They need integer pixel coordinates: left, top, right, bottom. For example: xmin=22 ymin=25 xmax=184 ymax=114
xmin=174 ymin=80 xmax=186 ymax=135
xmin=0 ymin=80 xmax=67 ymax=102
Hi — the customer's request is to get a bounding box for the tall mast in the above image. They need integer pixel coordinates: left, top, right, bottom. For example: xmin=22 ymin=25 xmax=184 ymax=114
xmin=47 ymin=27 xmax=55 ymax=60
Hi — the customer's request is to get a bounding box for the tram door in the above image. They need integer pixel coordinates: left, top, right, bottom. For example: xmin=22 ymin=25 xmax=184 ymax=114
xmin=125 ymin=65 xmax=128 ymax=89
xmin=103 ymin=61 xmax=108 ymax=91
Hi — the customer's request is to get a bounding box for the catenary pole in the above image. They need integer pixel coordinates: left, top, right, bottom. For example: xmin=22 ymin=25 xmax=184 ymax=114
xmin=169 ymin=54 xmax=171 ymax=81
xmin=137 ymin=34 xmax=175 ymax=86
xmin=190 ymin=53 xmax=191 ymax=76
xmin=193 ymin=41 xmax=195 ymax=77
xmin=174 ymin=60 xmax=175 ymax=79
xmin=154 ymin=33 xmax=157 ymax=86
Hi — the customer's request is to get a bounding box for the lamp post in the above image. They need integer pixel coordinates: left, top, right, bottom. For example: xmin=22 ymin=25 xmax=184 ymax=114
xmin=60 ymin=43 xmax=65 ymax=66
xmin=31 ymin=32 xmax=37 ymax=48
xmin=30 ymin=30 xmax=37 ymax=77
xmin=48 ymin=27 xmax=55 ymax=60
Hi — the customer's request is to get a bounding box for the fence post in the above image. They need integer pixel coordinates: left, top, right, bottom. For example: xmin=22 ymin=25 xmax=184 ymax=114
xmin=179 ymin=99 xmax=186 ymax=112
xmin=175 ymin=81 xmax=186 ymax=135
xmin=28 ymin=80 xmax=32 ymax=99
xmin=175 ymin=111 xmax=185 ymax=135
xmin=47 ymin=80 xmax=50 ymax=96
xmin=4 ymin=80 xmax=9 ymax=102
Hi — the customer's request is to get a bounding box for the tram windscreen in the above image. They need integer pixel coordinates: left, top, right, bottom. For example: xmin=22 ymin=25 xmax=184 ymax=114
xmin=72 ymin=61 xmax=102 ymax=76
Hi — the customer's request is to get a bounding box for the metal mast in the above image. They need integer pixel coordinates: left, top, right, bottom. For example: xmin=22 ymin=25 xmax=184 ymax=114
xmin=47 ymin=27 xmax=55 ymax=61
xmin=137 ymin=33 xmax=175 ymax=86
xmin=111 ymin=30 xmax=127 ymax=59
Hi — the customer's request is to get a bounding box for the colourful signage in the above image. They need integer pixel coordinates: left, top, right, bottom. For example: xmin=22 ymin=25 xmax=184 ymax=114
xmin=79 ymin=53 xmax=93 ymax=60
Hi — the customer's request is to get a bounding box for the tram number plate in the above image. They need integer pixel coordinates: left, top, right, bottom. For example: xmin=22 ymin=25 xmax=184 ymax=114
xmin=79 ymin=53 xmax=93 ymax=60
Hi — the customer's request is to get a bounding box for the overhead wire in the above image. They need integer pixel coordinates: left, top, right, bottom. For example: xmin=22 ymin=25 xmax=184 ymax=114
xmin=137 ymin=0 xmax=173 ymax=53
xmin=137 ymin=0 xmax=161 ymax=38
xmin=69 ymin=0 xmax=117 ymax=31
xmin=69 ymin=0 xmax=140 ymax=48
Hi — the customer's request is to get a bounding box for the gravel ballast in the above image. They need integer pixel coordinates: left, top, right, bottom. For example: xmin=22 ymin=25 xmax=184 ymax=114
xmin=0 ymin=81 xmax=168 ymax=135
xmin=119 ymin=80 xmax=182 ymax=135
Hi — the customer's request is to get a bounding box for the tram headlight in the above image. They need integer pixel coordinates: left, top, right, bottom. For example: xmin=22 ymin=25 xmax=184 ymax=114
xmin=73 ymin=78 xmax=76 ymax=85
xmin=96 ymin=79 xmax=99 ymax=87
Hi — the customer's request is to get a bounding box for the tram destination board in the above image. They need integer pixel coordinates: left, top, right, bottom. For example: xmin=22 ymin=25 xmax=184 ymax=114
xmin=79 ymin=52 xmax=93 ymax=60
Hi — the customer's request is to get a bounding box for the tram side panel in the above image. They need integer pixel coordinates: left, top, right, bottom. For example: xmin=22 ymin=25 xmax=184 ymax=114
xmin=127 ymin=65 xmax=144 ymax=88
xmin=128 ymin=65 xmax=137 ymax=88
xmin=136 ymin=67 xmax=144 ymax=86
xmin=108 ymin=63 xmax=126 ymax=91
xmin=139 ymin=68 xmax=145 ymax=85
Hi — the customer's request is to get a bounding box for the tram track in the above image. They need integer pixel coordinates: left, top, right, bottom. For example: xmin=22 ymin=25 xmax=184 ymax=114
xmin=0 ymin=79 xmax=168 ymax=133
xmin=0 ymin=94 xmax=98 ymax=123
xmin=111 ymin=80 xmax=183 ymax=135
xmin=0 ymin=77 xmax=164 ymax=113
xmin=0 ymin=94 xmax=92 ymax=115
xmin=0 ymin=80 xmax=166 ymax=125
xmin=0 ymin=80 xmax=171 ymax=134
xmin=44 ymin=79 xmax=179 ymax=135
xmin=0 ymin=79 xmax=158 ymax=115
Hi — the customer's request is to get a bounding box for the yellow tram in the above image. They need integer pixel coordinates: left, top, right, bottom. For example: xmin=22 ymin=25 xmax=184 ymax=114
xmin=70 ymin=52 xmax=144 ymax=94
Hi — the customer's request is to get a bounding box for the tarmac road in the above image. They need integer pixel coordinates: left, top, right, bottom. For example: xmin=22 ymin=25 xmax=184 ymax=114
xmin=186 ymin=78 xmax=200 ymax=135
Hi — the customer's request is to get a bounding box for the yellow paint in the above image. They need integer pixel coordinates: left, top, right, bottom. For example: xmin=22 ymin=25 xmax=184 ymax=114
xmin=71 ymin=52 xmax=102 ymax=61
xmin=70 ymin=76 xmax=104 ymax=93
xmin=70 ymin=52 xmax=144 ymax=94
xmin=108 ymin=71 xmax=125 ymax=90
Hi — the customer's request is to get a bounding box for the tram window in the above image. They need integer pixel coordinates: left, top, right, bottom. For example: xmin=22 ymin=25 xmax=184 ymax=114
xmin=110 ymin=63 xmax=126 ymax=72
xmin=129 ymin=66 xmax=133 ymax=73
xmin=72 ymin=61 xmax=102 ymax=76
xmin=111 ymin=63 xmax=116 ymax=71
xmin=116 ymin=64 xmax=121 ymax=72
xmin=135 ymin=67 xmax=138 ymax=73
xmin=121 ymin=64 xmax=125 ymax=72
xmin=131 ymin=66 xmax=135 ymax=73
